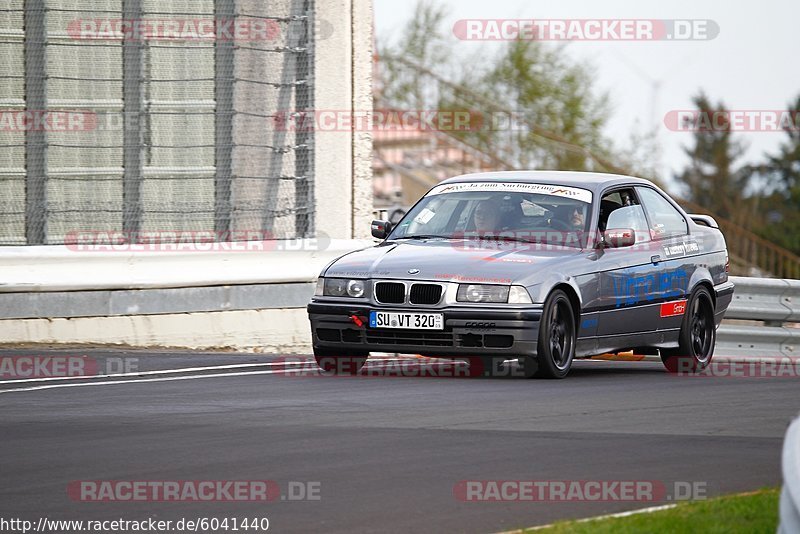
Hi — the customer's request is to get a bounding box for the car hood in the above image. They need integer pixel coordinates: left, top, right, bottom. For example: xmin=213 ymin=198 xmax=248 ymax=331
xmin=324 ymin=239 xmax=583 ymax=285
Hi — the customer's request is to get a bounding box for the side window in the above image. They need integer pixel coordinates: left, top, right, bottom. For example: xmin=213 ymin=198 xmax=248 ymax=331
xmin=636 ymin=187 xmax=688 ymax=239
xmin=606 ymin=205 xmax=651 ymax=242
xmin=599 ymin=188 xmax=650 ymax=243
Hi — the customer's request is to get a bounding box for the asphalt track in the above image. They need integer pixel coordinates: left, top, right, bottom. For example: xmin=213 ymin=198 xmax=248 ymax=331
xmin=1 ymin=348 xmax=798 ymax=533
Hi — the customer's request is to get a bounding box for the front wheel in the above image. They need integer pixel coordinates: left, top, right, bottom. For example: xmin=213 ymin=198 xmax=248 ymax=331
xmin=526 ymin=289 xmax=576 ymax=379
xmin=661 ymin=286 xmax=716 ymax=374
xmin=313 ymin=347 xmax=368 ymax=375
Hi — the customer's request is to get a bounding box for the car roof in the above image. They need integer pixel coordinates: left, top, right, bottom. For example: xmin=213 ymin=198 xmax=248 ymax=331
xmin=438 ymin=170 xmax=655 ymax=194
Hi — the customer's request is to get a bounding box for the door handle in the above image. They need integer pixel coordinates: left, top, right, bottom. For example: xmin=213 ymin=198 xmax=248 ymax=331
xmin=651 ymin=255 xmax=661 ymax=264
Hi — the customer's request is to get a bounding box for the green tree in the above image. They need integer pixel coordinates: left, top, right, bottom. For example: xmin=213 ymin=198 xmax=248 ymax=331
xmin=377 ymin=0 xmax=620 ymax=176
xmin=674 ymin=92 xmax=751 ymax=223
xmin=376 ymin=1 xmax=452 ymax=110
xmin=757 ymin=95 xmax=800 ymax=254
xmin=471 ymin=39 xmax=612 ymax=171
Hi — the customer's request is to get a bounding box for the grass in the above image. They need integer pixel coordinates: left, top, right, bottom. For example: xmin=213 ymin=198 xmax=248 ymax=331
xmin=528 ymin=488 xmax=781 ymax=533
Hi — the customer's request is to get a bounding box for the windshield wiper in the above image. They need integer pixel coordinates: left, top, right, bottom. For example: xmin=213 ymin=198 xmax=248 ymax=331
xmin=392 ymin=235 xmax=450 ymax=240
xmin=473 ymin=234 xmax=533 ymax=244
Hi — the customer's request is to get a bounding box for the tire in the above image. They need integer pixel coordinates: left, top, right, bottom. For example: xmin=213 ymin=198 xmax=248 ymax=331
xmin=661 ymin=286 xmax=716 ymax=374
xmin=313 ymin=347 xmax=368 ymax=375
xmin=527 ymin=289 xmax=577 ymax=379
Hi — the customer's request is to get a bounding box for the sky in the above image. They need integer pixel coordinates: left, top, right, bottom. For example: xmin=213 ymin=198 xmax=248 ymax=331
xmin=373 ymin=0 xmax=800 ymax=194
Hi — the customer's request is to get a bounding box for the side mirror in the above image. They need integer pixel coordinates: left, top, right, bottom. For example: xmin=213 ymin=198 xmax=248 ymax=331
xmin=371 ymin=220 xmax=393 ymax=239
xmin=602 ymin=228 xmax=636 ymax=248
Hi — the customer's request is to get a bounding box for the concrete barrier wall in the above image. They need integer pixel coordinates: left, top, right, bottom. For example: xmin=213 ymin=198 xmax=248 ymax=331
xmin=0 ymin=240 xmax=372 ymax=351
xmin=0 ymin=308 xmax=314 ymax=353
xmin=314 ymin=0 xmax=374 ymax=240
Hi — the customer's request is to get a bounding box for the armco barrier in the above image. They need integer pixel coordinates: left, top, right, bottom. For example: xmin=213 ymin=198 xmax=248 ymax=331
xmin=718 ymin=276 xmax=800 ymax=358
xmin=726 ymin=276 xmax=800 ymax=323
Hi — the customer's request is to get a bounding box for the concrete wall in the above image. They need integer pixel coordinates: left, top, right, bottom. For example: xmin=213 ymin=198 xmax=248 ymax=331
xmin=314 ymin=0 xmax=374 ymax=240
xmin=0 ymin=308 xmax=313 ymax=353
xmin=0 ymin=239 xmax=373 ymax=351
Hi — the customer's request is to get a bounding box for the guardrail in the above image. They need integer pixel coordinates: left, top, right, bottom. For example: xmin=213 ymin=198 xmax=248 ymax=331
xmin=718 ymin=276 xmax=800 ymax=358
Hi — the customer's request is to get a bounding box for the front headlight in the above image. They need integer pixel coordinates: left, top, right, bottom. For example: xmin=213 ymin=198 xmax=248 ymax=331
xmin=456 ymin=284 xmax=532 ymax=304
xmin=320 ymin=278 xmax=367 ymax=298
xmin=347 ymin=279 xmax=365 ymax=298
xmin=457 ymin=284 xmax=509 ymax=303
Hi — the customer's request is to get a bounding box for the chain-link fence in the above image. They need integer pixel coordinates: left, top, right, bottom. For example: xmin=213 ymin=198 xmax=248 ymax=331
xmin=0 ymin=0 xmax=314 ymax=245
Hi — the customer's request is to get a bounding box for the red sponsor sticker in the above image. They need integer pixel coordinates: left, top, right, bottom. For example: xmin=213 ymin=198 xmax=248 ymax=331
xmin=660 ymin=299 xmax=687 ymax=317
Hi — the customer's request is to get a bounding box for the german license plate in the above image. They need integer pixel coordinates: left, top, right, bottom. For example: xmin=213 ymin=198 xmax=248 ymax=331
xmin=369 ymin=311 xmax=444 ymax=330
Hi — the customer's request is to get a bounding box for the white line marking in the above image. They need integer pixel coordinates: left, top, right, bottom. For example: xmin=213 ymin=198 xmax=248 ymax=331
xmin=0 ymin=356 xmax=438 ymax=386
xmin=496 ymin=503 xmax=678 ymax=533
xmin=0 ymin=368 xmax=297 ymax=394
xmin=0 ymin=357 xmax=443 ymax=394
xmin=0 ymin=360 xmax=313 ymax=385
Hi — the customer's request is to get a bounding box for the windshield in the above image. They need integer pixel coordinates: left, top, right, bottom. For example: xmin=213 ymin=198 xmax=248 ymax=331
xmin=388 ymin=182 xmax=593 ymax=248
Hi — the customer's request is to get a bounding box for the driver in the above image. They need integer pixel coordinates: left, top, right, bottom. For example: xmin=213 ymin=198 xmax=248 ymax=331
xmin=472 ymin=198 xmax=502 ymax=232
xmin=553 ymin=204 xmax=587 ymax=231
xmin=568 ymin=205 xmax=586 ymax=230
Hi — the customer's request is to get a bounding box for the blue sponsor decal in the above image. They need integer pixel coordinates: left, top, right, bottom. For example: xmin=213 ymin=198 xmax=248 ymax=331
xmin=611 ymin=268 xmax=687 ymax=308
xmin=580 ymin=317 xmax=598 ymax=330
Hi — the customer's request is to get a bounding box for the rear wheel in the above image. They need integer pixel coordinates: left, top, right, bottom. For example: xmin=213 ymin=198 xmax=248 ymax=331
xmin=313 ymin=347 xmax=368 ymax=375
xmin=526 ymin=289 xmax=576 ymax=379
xmin=661 ymin=286 xmax=715 ymax=374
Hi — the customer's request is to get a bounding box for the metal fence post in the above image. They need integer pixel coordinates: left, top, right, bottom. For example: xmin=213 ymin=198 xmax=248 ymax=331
xmin=122 ymin=0 xmax=144 ymax=239
xmin=215 ymin=0 xmax=234 ymax=236
xmin=24 ymin=0 xmax=47 ymax=245
xmin=295 ymin=0 xmax=314 ymax=237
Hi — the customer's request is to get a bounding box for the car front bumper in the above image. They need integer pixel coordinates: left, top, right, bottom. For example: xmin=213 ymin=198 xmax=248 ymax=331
xmin=307 ymin=301 xmax=543 ymax=357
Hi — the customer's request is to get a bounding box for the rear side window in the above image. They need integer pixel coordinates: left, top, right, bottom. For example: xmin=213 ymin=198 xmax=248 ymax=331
xmin=636 ymin=187 xmax=688 ymax=239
